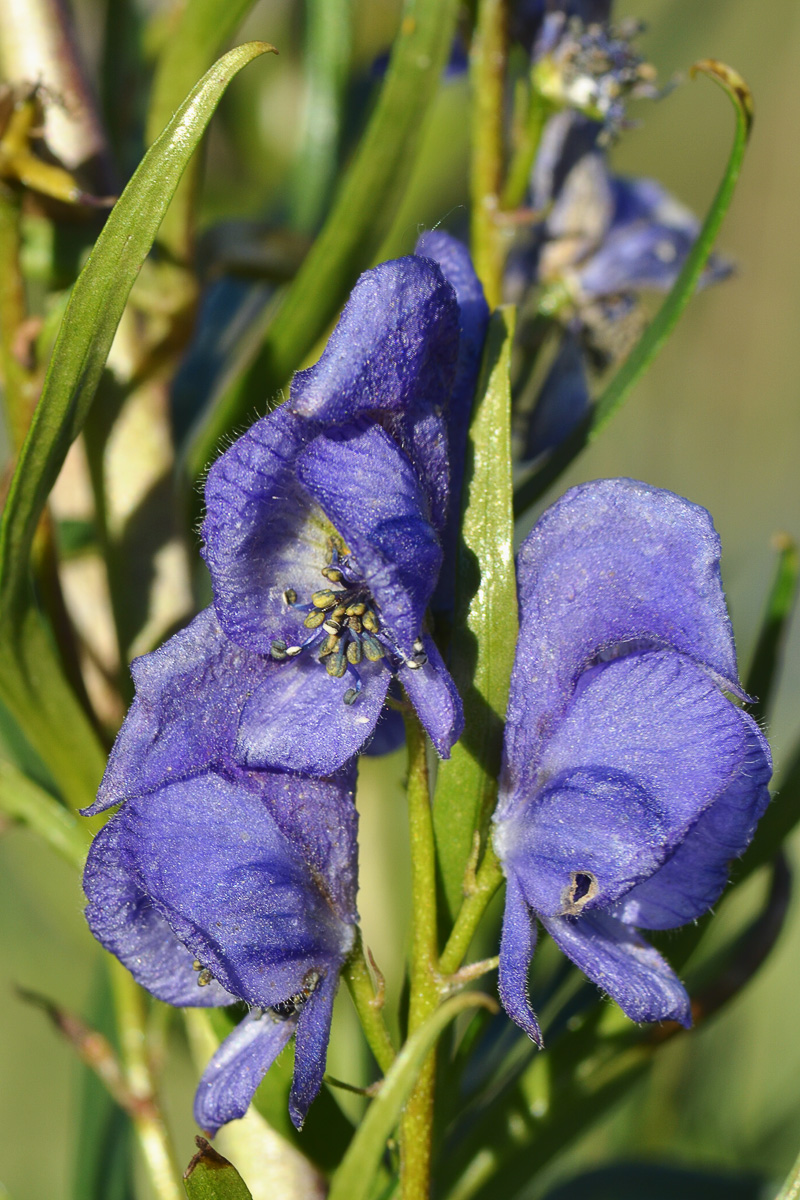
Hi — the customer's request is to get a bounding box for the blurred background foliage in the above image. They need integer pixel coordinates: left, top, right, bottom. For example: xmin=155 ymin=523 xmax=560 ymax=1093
xmin=1 ymin=0 xmax=799 ymax=1196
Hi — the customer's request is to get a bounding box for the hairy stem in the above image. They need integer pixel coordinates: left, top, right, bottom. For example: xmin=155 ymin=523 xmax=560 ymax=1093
xmin=344 ymin=929 xmax=397 ymax=1075
xmin=110 ymin=962 xmax=183 ymax=1200
xmin=439 ymin=844 xmax=504 ymax=977
xmin=399 ymin=711 xmax=440 ymax=1198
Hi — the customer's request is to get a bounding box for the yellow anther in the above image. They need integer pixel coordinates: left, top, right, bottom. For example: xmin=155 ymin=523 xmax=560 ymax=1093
xmin=346 ymin=640 xmax=362 ymax=665
xmin=362 ymin=610 xmax=379 ymax=633
xmin=348 ymin=616 xmax=363 ymax=633
xmin=197 ymin=969 xmax=214 ymax=987
xmin=321 ymin=566 xmax=344 ymax=583
xmin=304 ymin=610 xmax=327 ymax=629
xmin=345 ymin=602 xmax=366 ymax=617
xmin=319 ymin=633 xmax=339 ymax=658
xmin=311 ymin=589 xmax=338 ymax=609
xmin=332 ymin=605 xmax=347 ymax=622
xmin=325 ymin=650 xmax=347 ymax=678
xmin=362 ymin=634 xmax=385 ymax=661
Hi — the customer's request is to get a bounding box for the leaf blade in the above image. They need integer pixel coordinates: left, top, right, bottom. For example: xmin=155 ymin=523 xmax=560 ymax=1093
xmin=433 ymin=308 xmax=518 ymax=917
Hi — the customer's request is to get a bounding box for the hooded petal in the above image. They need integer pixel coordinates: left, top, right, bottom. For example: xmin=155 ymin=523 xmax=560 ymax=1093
xmin=497 ymin=871 xmax=542 ymax=1044
xmin=120 ymin=771 xmax=354 ymax=1009
xmin=289 ymin=256 xmax=459 ymax=434
xmin=83 ymin=816 xmax=234 ymax=1008
xmin=501 ymin=480 xmax=743 ymax=808
xmin=236 ymin=649 xmax=390 ymax=777
xmin=202 ymin=405 xmax=335 ymax=654
xmin=289 ymin=969 xmax=339 ymax=1129
xmin=399 ymin=634 xmax=464 ymax=758
xmin=86 ymin=607 xmax=272 ymax=814
xmin=613 ymin=714 xmax=772 ymax=929
xmin=541 ymin=911 xmax=692 ymax=1026
xmin=194 ymin=1009 xmax=296 ymax=1136
xmin=296 ymin=422 xmax=442 ymax=655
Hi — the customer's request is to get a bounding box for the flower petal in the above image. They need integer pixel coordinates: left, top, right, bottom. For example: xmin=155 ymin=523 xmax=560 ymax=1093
xmin=289 ymin=257 xmax=459 ymax=432
xmin=202 ymin=405 xmax=334 ymax=654
xmin=289 ymin=969 xmax=338 ymax=1129
xmin=296 ymin=422 xmax=442 ymax=655
xmin=83 ymin=815 xmax=235 ymax=1007
xmin=86 ymin=607 xmax=271 ymax=814
xmin=123 ymin=772 xmax=353 ymax=1009
xmin=502 ymin=480 xmax=743 ymax=806
xmin=497 ymin=871 xmax=543 ymax=1044
xmin=399 ymin=634 xmax=464 ymax=758
xmin=194 ymin=1010 xmax=296 ymax=1136
xmin=613 ymin=714 xmax=772 ymax=929
xmin=498 ymin=651 xmax=758 ymax=911
xmin=541 ymin=911 xmax=692 ymax=1026
xmin=236 ymin=653 xmax=390 ymax=777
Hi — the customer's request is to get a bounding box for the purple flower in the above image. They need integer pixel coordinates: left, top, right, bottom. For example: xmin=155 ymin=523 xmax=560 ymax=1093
xmin=83 ymin=610 xmax=358 ymax=1132
xmin=202 ymin=249 xmax=482 ymax=776
xmin=509 ymin=112 xmax=731 ymax=460
xmin=493 ymin=480 xmax=772 ymax=1041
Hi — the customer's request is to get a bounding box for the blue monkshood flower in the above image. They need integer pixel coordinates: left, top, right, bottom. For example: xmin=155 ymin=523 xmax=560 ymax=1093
xmin=508 ymin=111 xmax=732 ymax=460
xmin=202 ymin=245 xmax=486 ymax=776
xmin=492 ymin=479 xmax=772 ymax=1041
xmin=83 ymin=609 xmax=359 ymax=1133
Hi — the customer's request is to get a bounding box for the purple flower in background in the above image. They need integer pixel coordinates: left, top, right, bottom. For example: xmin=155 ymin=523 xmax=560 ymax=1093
xmin=83 ymin=610 xmax=358 ymax=1132
xmin=493 ymin=479 xmax=772 ymax=1041
xmin=202 ymin=249 xmax=482 ymax=776
xmin=509 ymin=112 xmax=731 ymax=460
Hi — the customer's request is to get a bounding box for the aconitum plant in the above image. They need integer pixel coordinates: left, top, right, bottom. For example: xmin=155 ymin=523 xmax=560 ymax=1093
xmin=0 ymin=4 xmax=797 ymax=1200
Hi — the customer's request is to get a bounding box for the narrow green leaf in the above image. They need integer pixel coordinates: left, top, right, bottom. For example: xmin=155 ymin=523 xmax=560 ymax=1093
xmin=184 ymin=1138 xmax=253 ymax=1200
xmin=0 ymin=756 xmax=89 ymax=868
xmin=288 ymin=0 xmax=352 ymax=234
xmin=145 ymin=0 xmax=261 ymax=260
xmin=328 ymin=993 xmax=497 ymax=1200
xmin=0 ymin=40 xmax=275 ymax=618
xmin=433 ymin=308 xmax=518 ymax=918
xmin=514 ymin=60 xmax=754 ymax=517
xmin=745 ymin=534 xmax=799 ymax=726
xmin=0 ymin=43 xmax=275 ymax=808
xmin=188 ymin=0 xmax=460 ymax=476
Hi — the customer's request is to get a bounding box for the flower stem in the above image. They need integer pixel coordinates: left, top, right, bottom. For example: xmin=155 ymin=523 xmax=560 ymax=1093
xmin=470 ymin=0 xmax=508 ymax=308
xmin=109 ymin=961 xmax=183 ymax=1200
xmin=439 ymin=844 xmax=504 ymax=977
xmin=0 ymin=186 xmax=38 ymax=448
xmin=501 ymin=89 xmax=551 ymax=211
xmin=344 ymin=929 xmax=397 ymax=1075
xmin=399 ymin=710 xmax=440 ymax=1199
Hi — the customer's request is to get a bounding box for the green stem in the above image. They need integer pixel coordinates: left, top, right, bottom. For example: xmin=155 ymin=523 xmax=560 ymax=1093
xmin=439 ymin=844 xmax=504 ymax=976
xmin=344 ymin=930 xmax=397 ymax=1075
xmin=500 ymin=89 xmax=551 ymax=212
xmin=110 ymin=962 xmax=183 ymax=1200
xmin=0 ymin=186 xmax=38 ymax=449
xmin=469 ymin=0 xmax=508 ymax=308
xmin=0 ymin=757 xmax=90 ymax=868
xmin=399 ymin=710 xmax=440 ymax=1199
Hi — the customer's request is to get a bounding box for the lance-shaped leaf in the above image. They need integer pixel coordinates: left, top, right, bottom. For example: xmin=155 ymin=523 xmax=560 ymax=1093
xmin=184 ymin=1138 xmax=253 ymax=1200
xmin=433 ymin=309 xmax=518 ymax=917
xmin=0 ymin=43 xmax=275 ymax=809
xmin=145 ymin=0 xmax=261 ymax=261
